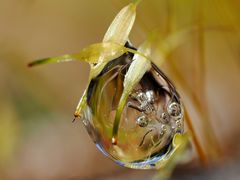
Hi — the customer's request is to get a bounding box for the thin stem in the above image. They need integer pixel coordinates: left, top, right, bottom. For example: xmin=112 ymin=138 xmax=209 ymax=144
xmin=112 ymin=93 xmax=128 ymax=144
xmin=185 ymin=109 xmax=208 ymax=166
xmin=196 ymin=0 xmax=221 ymax=158
xmin=166 ymin=0 xmax=208 ymax=164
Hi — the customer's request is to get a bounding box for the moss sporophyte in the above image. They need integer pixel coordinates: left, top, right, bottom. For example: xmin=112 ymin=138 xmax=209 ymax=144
xmin=28 ymin=1 xmax=189 ymax=170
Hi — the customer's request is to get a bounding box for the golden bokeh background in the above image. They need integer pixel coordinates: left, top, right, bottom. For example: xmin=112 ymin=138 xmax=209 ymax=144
xmin=0 ymin=0 xmax=239 ymax=179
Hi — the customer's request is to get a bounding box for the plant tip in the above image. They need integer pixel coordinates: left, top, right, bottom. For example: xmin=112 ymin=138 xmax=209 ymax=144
xmin=112 ymin=137 xmax=118 ymax=145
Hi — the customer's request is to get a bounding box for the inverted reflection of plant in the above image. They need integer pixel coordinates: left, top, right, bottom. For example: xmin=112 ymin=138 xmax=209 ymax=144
xmin=0 ymin=0 xmax=240 ymax=179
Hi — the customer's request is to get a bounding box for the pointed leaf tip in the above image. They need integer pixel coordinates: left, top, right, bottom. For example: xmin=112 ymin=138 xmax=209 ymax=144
xmin=103 ymin=3 xmax=136 ymax=45
xmin=28 ymin=42 xmax=127 ymax=68
xmin=27 ymin=54 xmax=75 ymax=67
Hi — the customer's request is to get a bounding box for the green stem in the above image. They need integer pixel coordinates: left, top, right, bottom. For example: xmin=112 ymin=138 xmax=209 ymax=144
xmin=111 ymin=92 xmax=129 ymax=144
xmin=28 ymin=54 xmax=75 ymax=67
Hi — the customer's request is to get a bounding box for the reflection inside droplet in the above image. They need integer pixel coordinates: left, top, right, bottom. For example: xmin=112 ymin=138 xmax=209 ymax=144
xmin=136 ymin=115 xmax=149 ymax=127
xmin=81 ymin=48 xmax=184 ymax=169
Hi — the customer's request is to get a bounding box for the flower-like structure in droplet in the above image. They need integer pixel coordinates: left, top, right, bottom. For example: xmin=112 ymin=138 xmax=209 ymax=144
xmin=82 ymin=43 xmax=184 ymax=169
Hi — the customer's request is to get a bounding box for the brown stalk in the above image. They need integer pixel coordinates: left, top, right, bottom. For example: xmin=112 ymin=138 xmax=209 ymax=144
xmin=166 ymin=0 xmax=211 ymax=164
xmin=193 ymin=0 xmax=221 ymax=159
xmin=184 ymin=109 xmax=208 ymax=166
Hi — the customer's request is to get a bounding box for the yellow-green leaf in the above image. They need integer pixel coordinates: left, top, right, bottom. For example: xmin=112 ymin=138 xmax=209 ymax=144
xmin=103 ymin=3 xmax=137 ymax=45
xmin=28 ymin=42 xmax=126 ymax=67
xmin=112 ymin=39 xmax=152 ymax=143
xmin=28 ymin=54 xmax=76 ymax=67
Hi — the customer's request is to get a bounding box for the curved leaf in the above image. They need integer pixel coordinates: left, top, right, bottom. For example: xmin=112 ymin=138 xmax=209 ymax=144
xmin=28 ymin=42 xmax=126 ymax=67
xmin=103 ymin=3 xmax=137 ymax=45
xmin=112 ymin=39 xmax=152 ymax=143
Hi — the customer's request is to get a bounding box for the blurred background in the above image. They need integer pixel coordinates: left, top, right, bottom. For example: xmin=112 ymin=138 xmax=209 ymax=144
xmin=0 ymin=0 xmax=240 ymax=179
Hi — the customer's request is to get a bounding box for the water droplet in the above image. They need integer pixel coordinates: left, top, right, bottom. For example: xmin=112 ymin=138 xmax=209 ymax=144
xmin=176 ymin=120 xmax=182 ymax=127
xmin=160 ymin=112 xmax=170 ymax=123
xmin=82 ymin=47 xmax=184 ymax=169
xmin=136 ymin=115 xmax=149 ymax=127
xmin=130 ymin=90 xmax=154 ymax=114
xmin=146 ymin=90 xmax=155 ymax=103
xmin=137 ymin=92 xmax=148 ymax=103
xmin=167 ymin=102 xmax=182 ymax=118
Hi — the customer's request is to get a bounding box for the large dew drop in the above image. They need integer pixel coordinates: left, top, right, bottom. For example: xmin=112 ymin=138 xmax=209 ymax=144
xmin=81 ymin=45 xmax=184 ymax=169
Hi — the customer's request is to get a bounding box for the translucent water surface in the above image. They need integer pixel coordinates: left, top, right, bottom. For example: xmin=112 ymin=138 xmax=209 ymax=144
xmin=82 ymin=50 xmax=184 ymax=169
